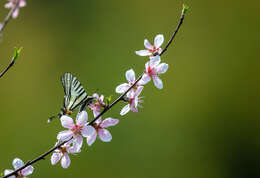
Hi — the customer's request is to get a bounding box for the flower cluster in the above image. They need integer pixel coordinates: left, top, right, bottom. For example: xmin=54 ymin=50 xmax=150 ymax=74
xmin=5 ymin=0 xmax=26 ymax=18
xmin=3 ymin=34 xmax=169 ymax=177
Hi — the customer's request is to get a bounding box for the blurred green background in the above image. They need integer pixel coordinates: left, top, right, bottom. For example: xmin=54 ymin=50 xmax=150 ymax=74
xmin=1 ymin=0 xmax=260 ymax=178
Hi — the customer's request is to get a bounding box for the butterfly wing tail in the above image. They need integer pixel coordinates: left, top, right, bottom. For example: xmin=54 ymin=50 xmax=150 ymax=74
xmin=79 ymin=96 xmax=94 ymax=112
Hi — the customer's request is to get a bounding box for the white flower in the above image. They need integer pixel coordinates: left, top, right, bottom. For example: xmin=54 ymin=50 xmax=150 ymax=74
xmin=135 ymin=34 xmax=164 ymax=57
xmin=4 ymin=158 xmax=34 ymax=178
xmin=120 ymin=86 xmax=144 ymax=116
xmin=115 ymin=69 xmax=143 ymax=94
xmin=142 ymin=56 xmax=168 ymax=89
xmin=86 ymin=117 xmax=119 ymax=146
xmin=51 ymin=141 xmax=79 ymax=169
xmin=57 ymin=111 xmax=93 ymax=151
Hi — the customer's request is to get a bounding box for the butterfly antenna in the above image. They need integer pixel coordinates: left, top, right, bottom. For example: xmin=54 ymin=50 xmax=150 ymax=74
xmin=47 ymin=113 xmax=62 ymax=123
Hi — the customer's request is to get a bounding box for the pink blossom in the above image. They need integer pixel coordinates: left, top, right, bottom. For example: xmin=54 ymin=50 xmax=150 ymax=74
xmin=86 ymin=117 xmax=119 ymax=146
xmin=51 ymin=141 xmax=79 ymax=169
xmin=88 ymin=93 xmax=105 ymax=117
xmin=135 ymin=34 xmax=164 ymax=57
xmin=120 ymin=86 xmax=144 ymax=116
xmin=57 ymin=111 xmax=93 ymax=151
xmin=5 ymin=0 xmax=26 ymax=18
xmin=115 ymin=69 xmax=144 ymax=95
xmin=142 ymin=56 xmax=168 ymax=89
xmin=4 ymin=158 xmax=34 ymax=178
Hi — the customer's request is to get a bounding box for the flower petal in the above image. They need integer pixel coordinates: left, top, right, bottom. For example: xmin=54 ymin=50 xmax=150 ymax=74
xmin=125 ymin=69 xmax=136 ymax=83
xmin=4 ymin=2 xmax=13 ymax=9
xmin=57 ymin=130 xmax=73 ymax=141
xmin=51 ymin=152 xmax=62 ymax=165
xmin=120 ymin=104 xmax=130 ymax=116
xmin=150 ymin=55 xmax=161 ymax=66
xmin=135 ymin=50 xmax=152 ymax=56
xmin=134 ymin=86 xmax=144 ymax=97
xmin=60 ymin=115 xmax=74 ymax=129
xmin=12 ymin=8 xmax=19 ymax=19
xmin=21 ymin=165 xmax=34 ymax=176
xmin=61 ymin=153 xmax=71 ymax=169
xmin=73 ymin=135 xmax=83 ymax=152
xmin=115 ymin=83 xmax=130 ymax=94
xmin=154 ymin=34 xmax=164 ymax=48
xmin=144 ymin=39 xmax=153 ymax=50
xmin=141 ymin=73 xmax=151 ymax=85
xmin=4 ymin=169 xmax=15 ymax=178
xmin=81 ymin=125 xmax=96 ymax=137
xmin=76 ymin=111 xmax=88 ymax=126
xmin=152 ymin=75 xmax=163 ymax=89
xmin=156 ymin=63 xmax=168 ymax=74
xmin=100 ymin=118 xmax=119 ymax=128
xmin=98 ymin=129 xmax=112 ymax=142
xmin=19 ymin=0 xmax=26 ymax=7
xmin=87 ymin=129 xmax=97 ymax=146
xmin=12 ymin=158 xmax=24 ymax=170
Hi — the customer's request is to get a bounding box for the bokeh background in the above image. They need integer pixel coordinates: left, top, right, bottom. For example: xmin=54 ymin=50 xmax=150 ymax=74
xmin=1 ymin=0 xmax=260 ymax=178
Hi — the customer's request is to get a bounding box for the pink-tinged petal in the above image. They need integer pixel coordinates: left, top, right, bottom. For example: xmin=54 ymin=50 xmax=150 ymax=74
xmin=81 ymin=125 xmax=96 ymax=137
xmin=156 ymin=63 xmax=168 ymax=74
xmin=19 ymin=0 xmax=26 ymax=7
xmin=57 ymin=130 xmax=73 ymax=141
xmin=76 ymin=111 xmax=88 ymax=126
xmin=120 ymin=104 xmax=130 ymax=116
xmin=5 ymin=2 xmax=13 ymax=9
xmin=88 ymin=104 xmax=95 ymax=110
xmin=93 ymin=93 xmax=99 ymax=99
xmin=100 ymin=118 xmax=119 ymax=128
xmin=12 ymin=8 xmax=19 ymax=18
xmin=149 ymin=56 xmax=161 ymax=66
xmin=130 ymin=101 xmax=138 ymax=112
xmin=60 ymin=115 xmax=74 ymax=129
xmin=73 ymin=135 xmax=83 ymax=152
xmin=115 ymin=83 xmax=130 ymax=93
xmin=141 ymin=73 xmax=151 ymax=85
xmin=98 ymin=128 xmax=112 ymax=142
xmin=95 ymin=118 xmax=102 ymax=125
xmin=21 ymin=165 xmax=34 ymax=176
xmin=67 ymin=145 xmax=81 ymax=154
xmin=100 ymin=95 xmax=104 ymax=101
xmin=134 ymin=86 xmax=144 ymax=97
xmin=135 ymin=50 xmax=151 ymax=56
xmin=51 ymin=152 xmax=62 ymax=165
xmin=4 ymin=169 xmax=15 ymax=178
xmin=12 ymin=158 xmax=24 ymax=170
xmin=87 ymin=130 xmax=97 ymax=146
xmin=154 ymin=34 xmax=164 ymax=48
xmin=152 ymin=75 xmax=163 ymax=89
xmin=125 ymin=69 xmax=136 ymax=83
xmin=144 ymin=39 xmax=153 ymax=50
xmin=61 ymin=153 xmax=71 ymax=169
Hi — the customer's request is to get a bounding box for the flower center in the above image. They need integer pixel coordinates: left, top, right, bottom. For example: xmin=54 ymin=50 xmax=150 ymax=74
xmin=71 ymin=125 xmax=82 ymax=134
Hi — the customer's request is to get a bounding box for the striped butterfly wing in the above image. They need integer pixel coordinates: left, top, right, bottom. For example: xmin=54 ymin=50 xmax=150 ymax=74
xmin=61 ymin=73 xmax=88 ymax=112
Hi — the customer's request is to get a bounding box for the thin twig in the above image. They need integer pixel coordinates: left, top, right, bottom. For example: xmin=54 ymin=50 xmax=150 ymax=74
xmin=160 ymin=5 xmax=188 ymax=56
xmin=0 ymin=0 xmax=19 ymax=33
xmin=2 ymin=6 xmax=187 ymax=178
xmin=0 ymin=48 xmax=22 ymax=79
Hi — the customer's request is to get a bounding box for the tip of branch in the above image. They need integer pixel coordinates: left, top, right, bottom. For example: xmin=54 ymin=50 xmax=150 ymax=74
xmin=13 ymin=47 xmax=23 ymax=62
xmin=182 ymin=4 xmax=189 ymax=15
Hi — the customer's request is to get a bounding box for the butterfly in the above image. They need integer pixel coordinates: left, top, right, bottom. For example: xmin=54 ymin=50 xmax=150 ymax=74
xmin=48 ymin=72 xmax=93 ymax=123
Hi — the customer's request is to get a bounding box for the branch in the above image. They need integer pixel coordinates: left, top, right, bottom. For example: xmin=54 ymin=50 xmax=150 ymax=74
xmin=159 ymin=4 xmax=188 ymax=56
xmin=0 ymin=0 xmax=19 ymax=34
xmin=0 ymin=47 xmax=22 ymax=79
xmin=2 ymin=5 xmax=188 ymax=178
